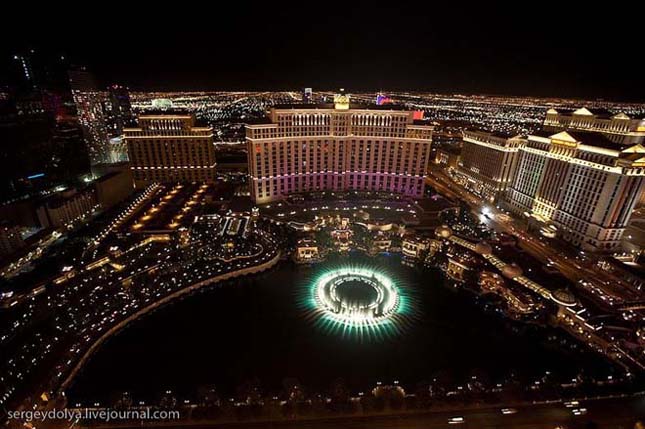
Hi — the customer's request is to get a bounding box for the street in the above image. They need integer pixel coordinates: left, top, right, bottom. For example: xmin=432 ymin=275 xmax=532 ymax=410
xmin=76 ymin=395 xmax=644 ymax=429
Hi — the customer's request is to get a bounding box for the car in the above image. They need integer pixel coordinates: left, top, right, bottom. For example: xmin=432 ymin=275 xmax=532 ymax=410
xmin=501 ymin=408 xmax=518 ymax=415
xmin=448 ymin=416 xmax=465 ymax=424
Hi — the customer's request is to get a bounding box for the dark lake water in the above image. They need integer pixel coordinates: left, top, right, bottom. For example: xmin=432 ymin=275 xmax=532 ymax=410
xmin=67 ymin=253 xmax=611 ymax=404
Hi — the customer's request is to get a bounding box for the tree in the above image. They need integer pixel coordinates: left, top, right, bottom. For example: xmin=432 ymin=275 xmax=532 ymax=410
xmin=413 ymin=381 xmax=432 ymax=409
xmin=329 ymin=378 xmax=352 ymax=413
xmin=196 ymin=385 xmax=220 ymax=407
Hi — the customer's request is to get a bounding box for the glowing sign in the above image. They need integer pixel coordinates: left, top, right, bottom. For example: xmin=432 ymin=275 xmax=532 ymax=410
xmin=376 ymin=94 xmax=392 ymax=105
xmin=334 ymin=89 xmax=350 ymax=110
xmin=151 ymin=98 xmax=173 ymax=109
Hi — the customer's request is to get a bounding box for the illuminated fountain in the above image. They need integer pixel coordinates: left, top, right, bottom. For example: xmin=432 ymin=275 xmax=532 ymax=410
xmin=316 ymin=268 xmax=399 ymax=324
xmin=302 ymin=265 xmax=415 ymax=340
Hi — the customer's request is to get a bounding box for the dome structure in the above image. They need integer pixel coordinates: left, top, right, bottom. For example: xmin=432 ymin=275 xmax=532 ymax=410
xmin=435 ymin=225 xmax=453 ymax=239
xmin=474 ymin=241 xmax=493 ymax=255
xmin=501 ymin=263 xmax=523 ymax=279
xmin=355 ymin=210 xmax=370 ymax=221
xmin=550 ymin=288 xmax=577 ymax=307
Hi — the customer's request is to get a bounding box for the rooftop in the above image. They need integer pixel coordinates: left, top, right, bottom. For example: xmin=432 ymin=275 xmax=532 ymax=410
xmin=464 ymin=127 xmax=521 ymax=139
xmin=226 ymin=196 xmax=255 ymax=214
xmin=609 ymin=257 xmax=645 ymax=280
xmin=271 ymin=103 xmax=412 ymax=112
xmin=244 ymin=117 xmax=274 ymax=126
xmin=532 ymin=129 xmax=629 ymax=151
xmin=549 ymin=107 xmax=644 ymax=120
xmin=136 ymin=109 xmax=192 ymax=117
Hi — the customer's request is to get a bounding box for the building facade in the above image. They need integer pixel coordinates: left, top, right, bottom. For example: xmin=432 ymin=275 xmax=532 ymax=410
xmin=302 ymin=87 xmax=313 ymax=103
xmin=108 ymin=136 xmax=128 ymax=163
xmin=94 ymin=168 xmax=134 ymax=209
xmin=434 ymin=146 xmax=460 ymax=169
xmin=246 ymin=96 xmax=433 ymax=204
xmin=502 ymin=130 xmax=645 ymax=251
xmin=401 ymin=235 xmax=441 ymax=260
xmin=294 ymin=238 xmax=321 ymax=263
xmin=37 ymin=188 xmax=97 ymax=228
xmin=0 ymin=92 xmax=88 ymax=201
xmin=0 ymin=224 xmax=25 ymax=257
xmin=455 ymin=130 xmax=523 ymax=201
xmin=106 ymin=84 xmax=133 ymax=137
xmin=543 ymin=107 xmax=645 ymax=145
xmin=124 ymin=114 xmax=216 ymax=188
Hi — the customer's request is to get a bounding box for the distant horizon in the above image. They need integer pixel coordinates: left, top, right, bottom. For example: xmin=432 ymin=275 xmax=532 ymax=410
xmin=3 ymin=82 xmax=644 ymax=104
xmin=123 ymin=89 xmax=645 ymax=105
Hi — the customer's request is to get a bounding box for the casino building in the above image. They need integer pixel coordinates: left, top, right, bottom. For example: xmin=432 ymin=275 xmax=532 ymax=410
xmin=124 ymin=114 xmax=216 ymax=188
xmin=456 ymin=130 xmax=524 ymax=202
xmin=454 ymin=108 xmax=645 ymax=251
xmin=246 ymin=92 xmax=433 ymax=204
xmin=501 ymin=119 xmax=645 ymax=251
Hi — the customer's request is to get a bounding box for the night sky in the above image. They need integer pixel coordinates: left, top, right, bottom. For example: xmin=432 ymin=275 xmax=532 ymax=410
xmin=2 ymin=3 xmax=644 ymax=101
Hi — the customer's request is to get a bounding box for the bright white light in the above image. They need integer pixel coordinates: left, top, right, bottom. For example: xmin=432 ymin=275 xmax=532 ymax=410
xmin=314 ymin=267 xmax=399 ymax=327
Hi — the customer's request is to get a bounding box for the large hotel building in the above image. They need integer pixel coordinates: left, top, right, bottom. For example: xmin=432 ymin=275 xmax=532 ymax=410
xmin=504 ymin=129 xmax=645 ymax=251
xmin=458 ymin=108 xmax=645 ymax=251
xmin=246 ymin=93 xmax=433 ymax=204
xmin=456 ymin=130 xmax=524 ymax=201
xmin=124 ymin=114 xmax=216 ymax=188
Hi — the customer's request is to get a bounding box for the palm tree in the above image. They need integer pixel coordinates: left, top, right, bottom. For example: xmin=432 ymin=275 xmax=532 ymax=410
xmin=329 ymin=378 xmax=352 ymax=413
xmin=196 ymin=385 xmax=220 ymax=407
xmin=112 ymin=391 xmax=132 ymax=410
xmin=159 ymin=390 xmax=177 ymax=409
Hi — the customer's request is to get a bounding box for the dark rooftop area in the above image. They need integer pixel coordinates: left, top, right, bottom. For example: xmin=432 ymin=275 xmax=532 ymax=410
xmin=557 ymin=108 xmax=614 ymax=118
xmin=533 ymin=129 xmax=629 ymax=151
xmin=464 ymin=127 xmax=520 ymax=139
xmin=136 ymin=109 xmax=192 ymax=117
xmin=553 ymin=108 xmax=644 ymax=120
xmin=244 ymin=116 xmax=274 ymax=126
xmin=226 ymin=196 xmax=255 ymax=214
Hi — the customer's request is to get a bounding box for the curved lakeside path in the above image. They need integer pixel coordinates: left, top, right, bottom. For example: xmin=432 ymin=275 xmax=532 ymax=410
xmin=59 ymin=250 xmax=281 ymax=395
